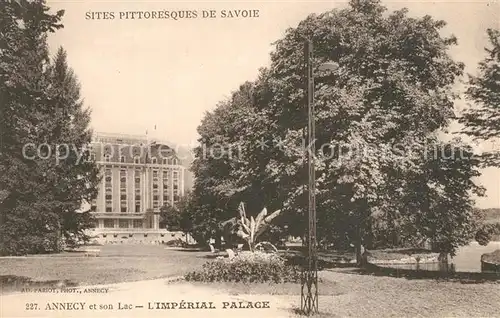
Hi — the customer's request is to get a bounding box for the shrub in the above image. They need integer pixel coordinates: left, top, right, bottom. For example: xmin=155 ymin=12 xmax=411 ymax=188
xmin=164 ymin=238 xmax=187 ymax=247
xmin=185 ymin=251 xmax=301 ymax=283
xmin=475 ymin=223 xmax=500 ymax=246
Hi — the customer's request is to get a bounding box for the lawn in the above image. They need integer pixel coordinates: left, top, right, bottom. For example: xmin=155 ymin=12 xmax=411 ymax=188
xmin=2 ymin=244 xmax=499 ymax=316
xmin=181 ymin=269 xmax=500 ymax=317
xmin=0 ymin=245 xmax=209 ymax=293
xmin=307 ymin=269 xmax=500 ymax=317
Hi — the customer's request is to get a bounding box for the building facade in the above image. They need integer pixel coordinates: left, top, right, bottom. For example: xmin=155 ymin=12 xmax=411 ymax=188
xmin=87 ymin=132 xmax=186 ymax=243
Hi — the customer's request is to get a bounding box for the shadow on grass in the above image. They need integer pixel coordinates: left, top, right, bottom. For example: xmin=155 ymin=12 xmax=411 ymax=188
xmin=338 ymin=263 xmax=500 ymax=284
xmin=185 ymin=279 xmax=344 ymax=296
xmin=201 ymin=253 xmax=232 ymax=259
xmin=0 ymin=275 xmax=78 ymax=294
xmin=164 ymin=248 xmax=205 ymax=252
xmin=291 ymin=307 xmax=340 ymax=318
xmin=284 ymin=253 xmax=355 ymax=270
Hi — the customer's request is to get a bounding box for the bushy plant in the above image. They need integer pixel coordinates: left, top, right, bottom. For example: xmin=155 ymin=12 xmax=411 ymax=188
xmin=164 ymin=238 xmax=187 ymax=247
xmin=185 ymin=251 xmax=301 ymax=283
xmin=220 ymin=202 xmax=282 ymax=252
xmin=475 ymin=223 xmax=500 ymax=246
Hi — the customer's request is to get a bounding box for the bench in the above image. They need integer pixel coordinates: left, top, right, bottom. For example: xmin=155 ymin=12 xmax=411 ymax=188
xmin=83 ymin=249 xmax=100 ymax=257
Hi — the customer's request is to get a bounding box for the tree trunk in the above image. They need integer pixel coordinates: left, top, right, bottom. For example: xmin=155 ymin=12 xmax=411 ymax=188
xmin=215 ymin=235 xmax=222 ymax=250
xmin=247 ymin=239 xmax=254 ymax=252
xmin=438 ymin=252 xmax=450 ymax=272
xmin=355 ymin=226 xmax=366 ymax=267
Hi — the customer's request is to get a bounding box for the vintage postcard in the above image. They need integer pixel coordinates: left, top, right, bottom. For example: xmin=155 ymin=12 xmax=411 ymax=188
xmin=1 ymin=0 xmax=499 ymax=317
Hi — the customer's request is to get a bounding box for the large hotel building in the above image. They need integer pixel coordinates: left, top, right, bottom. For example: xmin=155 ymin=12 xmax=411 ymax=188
xmin=87 ymin=132 xmax=186 ymax=243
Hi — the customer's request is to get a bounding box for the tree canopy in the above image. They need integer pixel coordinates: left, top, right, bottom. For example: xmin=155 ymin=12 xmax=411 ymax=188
xmin=0 ymin=0 xmax=99 ymax=255
xmin=459 ymin=28 xmax=500 ymax=167
xmin=188 ymin=0 xmax=484 ymax=256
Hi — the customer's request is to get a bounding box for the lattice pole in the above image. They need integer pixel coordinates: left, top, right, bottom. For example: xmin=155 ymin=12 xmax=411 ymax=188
xmin=300 ymin=39 xmax=319 ymax=316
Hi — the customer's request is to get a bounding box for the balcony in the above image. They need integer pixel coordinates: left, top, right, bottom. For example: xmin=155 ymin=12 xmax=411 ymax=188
xmin=89 ymin=228 xmax=168 ymax=233
xmin=90 ymin=212 xmax=145 ymax=219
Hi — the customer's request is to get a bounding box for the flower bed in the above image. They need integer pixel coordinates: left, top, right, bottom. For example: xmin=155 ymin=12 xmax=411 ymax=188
xmin=185 ymin=251 xmax=301 ymax=283
xmin=366 ymin=249 xmax=439 ymax=265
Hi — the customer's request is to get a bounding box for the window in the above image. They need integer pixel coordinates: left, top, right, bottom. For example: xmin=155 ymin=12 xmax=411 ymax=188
xmin=105 ymin=169 xmax=112 ymax=212
xmin=133 ymin=220 xmax=143 ymax=228
xmin=120 ymin=156 xmax=125 ymax=163
xmin=163 ymin=170 xmax=170 ymax=204
xmin=120 ymin=169 xmax=127 ymax=212
xmin=162 ymin=158 xmax=168 ymax=165
xmin=134 ymin=169 xmax=141 ymax=213
xmin=104 ymin=154 xmax=111 ymax=162
xmin=151 ymin=157 xmax=157 ymax=164
xmin=134 ymin=156 xmax=140 ymax=164
xmin=104 ymin=219 xmax=114 ymax=228
xmin=173 ymin=158 xmax=178 ymax=165
xmin=119 ymin=220 xmax=128 ymax=228
xmin=152 ymin=169 xmax=160 ymax=208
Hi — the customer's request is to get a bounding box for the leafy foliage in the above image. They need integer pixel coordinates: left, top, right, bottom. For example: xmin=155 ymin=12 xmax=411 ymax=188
xmin=184 ymin=251 xmax=300 ymax=283
xmin=459 ymin=28 xmax=500 ymax=167
xmin=188 ymin=0 xmax=483 ymax=259
xmin=159 ymin=193 xmax=193 ymax=232
xmin=190 ymin=0 xmax=485 ymax=258
xmin=0 ymin=1 xmax=99 ymax=255
xmin=220 ymin=203 xmax=282 ymax=251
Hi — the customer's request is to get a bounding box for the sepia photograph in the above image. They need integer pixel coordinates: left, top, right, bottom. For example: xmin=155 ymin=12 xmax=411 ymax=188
xmin=0 ymin=0 xmax=499 ymax=317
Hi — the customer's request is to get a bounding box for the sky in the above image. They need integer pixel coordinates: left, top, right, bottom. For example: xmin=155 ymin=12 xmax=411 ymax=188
xmin=46 ymin=0 xmax=499 ymax=208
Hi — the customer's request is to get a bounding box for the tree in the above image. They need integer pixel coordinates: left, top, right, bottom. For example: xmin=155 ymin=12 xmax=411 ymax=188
xmin=0 ymin=1 xmax=98 ymax=255
xmin=459 ymin=29 xmax=500 ymax=167
xmin=160 ymin=193 xmax=197 ymax=240
xmin=45 ymin=47 xmax=100 ymax=247
xmin=190 ymin=0 xmax=483 ymax=262
xmin=160 ymin=203 xmax=181 ymax=231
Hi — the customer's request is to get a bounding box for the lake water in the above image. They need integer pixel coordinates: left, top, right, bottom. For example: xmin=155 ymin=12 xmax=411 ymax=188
xmin=384 ymin=241 xmax=500 ymax=273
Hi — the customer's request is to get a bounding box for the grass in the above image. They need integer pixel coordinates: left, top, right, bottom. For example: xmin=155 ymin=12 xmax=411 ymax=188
xmin=306 ymin=269 xmax=500 ymax=317
xmin=185 ymin=279 xmax=342 ymax=296
xmin=0 ymin=245 xmax=208 ymax=293
xmin=2 ymin=244 xmax=500 ymax=316
xmin=184 ymin=268 xmax=500 ymax=317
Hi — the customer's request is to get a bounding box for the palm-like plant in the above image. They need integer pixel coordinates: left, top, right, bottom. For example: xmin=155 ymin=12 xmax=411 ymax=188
xmin=233 ymin=202 xmax=282 ymax=252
